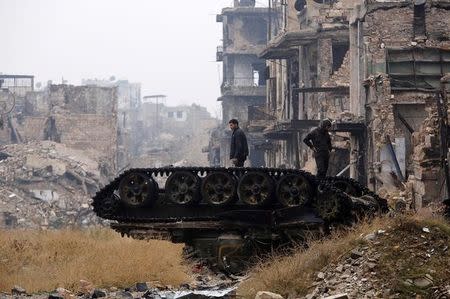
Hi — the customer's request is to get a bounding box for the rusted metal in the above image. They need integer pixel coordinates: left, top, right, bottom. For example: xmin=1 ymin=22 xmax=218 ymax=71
xmin=92 ymin=166 xmax=388 ymax=272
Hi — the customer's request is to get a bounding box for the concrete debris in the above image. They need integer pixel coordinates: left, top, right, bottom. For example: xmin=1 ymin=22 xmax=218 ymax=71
xmin=255 ymin=291 xmax=284 ymax=299
xmin=302 ymin=219 xmax=450 ymax=299
xmin=0 ymin=271 xmax=242 ymax=299
xmin=11 ymin=286 xmax=26 ymax=295
xmin=135 ymin=282 xmax=149 ymax=292
xmin=414 ymin=277 xmax=433 ymax=288
xmin=322 ymin=294 xmax=348 ymax=299
xmin=0 ymin=141 xmax=114 ymax=229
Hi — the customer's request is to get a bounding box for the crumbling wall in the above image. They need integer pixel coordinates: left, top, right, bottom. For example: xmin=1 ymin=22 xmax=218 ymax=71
xmin=223 ymin=11 xmax=268 ymax=54
xmin=407 ymin=97 xmax=442 ymax=208
xmin=55 ymin=114 xmax=117 ymax=161
xmin=47 ymin=85 xmax=116 ymax=115
xmin=3 ymin=84 xmax=118 ymax=170
xmin=360 ymin=2 xmax=450 ymax=206
xmin=20 ymin=117 xmax=48 ymax=140
xmin=222 ymin=97 xmax=264 ymax=127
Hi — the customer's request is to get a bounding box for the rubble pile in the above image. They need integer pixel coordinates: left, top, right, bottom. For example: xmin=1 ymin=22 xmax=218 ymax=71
xmin=0 ymin=141 xmax=114 ymax=229
xmin=1 ymin=274 xmax=239 ymax=299
xmin=303 ymin=220 xmax=450 ymax=299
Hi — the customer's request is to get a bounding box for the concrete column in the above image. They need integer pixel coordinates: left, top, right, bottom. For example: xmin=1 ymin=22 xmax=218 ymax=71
xmin=349 ymin=135 xmax=358 ymax=179
xmin=349 ymin=21 xmax=365 ymax=118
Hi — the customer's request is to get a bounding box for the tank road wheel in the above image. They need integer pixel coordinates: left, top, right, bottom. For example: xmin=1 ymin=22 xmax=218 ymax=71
xmin=119 ymin=172 xmax=158 ymax=207
xmin=276 ymin=174 xmax=313 ymax=207
xmin=94 ymin=193 xmax=120 ymax=219
xmin=238 ymin=171 xmax=274 ymax=206
xmin=165 ymin=171 xmax=201 ymax=205
xmin=313 ymin=183 xmax=351 ymax=222
xmin=201 ymin=172 xmax=237 ymax=205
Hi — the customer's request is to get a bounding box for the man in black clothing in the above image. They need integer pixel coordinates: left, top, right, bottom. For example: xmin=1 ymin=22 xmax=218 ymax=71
xmin=303 ymin=119 xmax=332 ymax=178
xmin=229 ymin=119 xmax=249 ymax=167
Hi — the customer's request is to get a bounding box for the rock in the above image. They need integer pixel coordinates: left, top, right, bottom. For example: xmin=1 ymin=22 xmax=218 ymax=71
xmin=78 ymin=279 xmax=94 ymax=295
xmin=364 ymin=233 xmax=376 ymax=241
xmin=255 ymin=291 xmax=284 ymax=299
xmin=350 ymin=249 xmax=363 ymax=259
xmin=414 ymin=277 xmax=433 ymax=288
xmin=11 ymin=286 xmax=26 ymax=295
xmin=135 ymin=282 xmax=148 ymax=292
xmin=425 ymin=274 xmax=433 ymax=281
xmin=143 ymin=290 xmax=162 ymax=299
xmin=335 ymin=264 xmax=344 ymax=273
xmin=403 ymin=279 xmax=413 ymax=287
xmin=317 ymin=272 xmax=325 ymax=280
xmin=115 ymin=291 xmax=134 ymax=299
xmin=367 ymin=262 xmax=377 ymax=270
xmin=92 ymin=289 xmax=107 ymax=298
xmin=422 ymin=227 xmax=430 ymax=233
xmin=56 ymin=287 xmax=72 ymax=298
xmin=323 ymin=294 xmax=348 ymax=299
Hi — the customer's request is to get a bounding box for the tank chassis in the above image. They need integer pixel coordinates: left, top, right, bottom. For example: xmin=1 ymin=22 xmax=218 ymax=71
xmin=92 ymin=166 xmax=388 ymax=273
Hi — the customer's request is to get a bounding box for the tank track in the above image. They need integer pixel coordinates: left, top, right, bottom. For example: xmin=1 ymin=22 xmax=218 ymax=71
xmin=321 ymin=176 xmax=389 ymax=213
xmin=92 ymin=167 xmax=388 ymax=221
xmin=92 ymin=167 xmax=388 ymax=273
xmin=93 ymin=167 xmax=318 ymax=219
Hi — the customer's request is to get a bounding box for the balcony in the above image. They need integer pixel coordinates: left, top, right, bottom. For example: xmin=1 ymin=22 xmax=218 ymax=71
xmin=220 ymin=80 xmax=266 ymax=99
xmin=216 ymin=46 xmax=223 ymax=62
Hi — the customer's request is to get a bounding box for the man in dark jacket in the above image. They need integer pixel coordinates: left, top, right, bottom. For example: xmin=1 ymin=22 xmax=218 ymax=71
xmin=229 ymin=119 xmax=249 ymax=167
xmin=303 ymin=119 xmax=332 ymax=178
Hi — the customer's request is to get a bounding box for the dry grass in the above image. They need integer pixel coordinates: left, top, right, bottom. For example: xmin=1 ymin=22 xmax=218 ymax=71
xmin=238 ymin=217 xmax=394 ymax=299
xmin=238 ymin=212 xmax=450 ymax=299
xmin=375 ymin=213 xmax=450 ymax=297
xmin=0 ymin=228 xmax=191 ymax=293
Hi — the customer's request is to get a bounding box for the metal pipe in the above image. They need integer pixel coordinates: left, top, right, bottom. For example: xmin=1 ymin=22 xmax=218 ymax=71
xmin=385 ymin=135 xmax=405 ymax=182
xmin=397 ymin=112 xmax=414 ymax=134
xmin=336 ymin=164 xmax=351 ymax=177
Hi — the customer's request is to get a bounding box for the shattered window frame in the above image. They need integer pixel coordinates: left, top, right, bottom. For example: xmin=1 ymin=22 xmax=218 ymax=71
xmin=387 ymin=47 xmax=450 ymax=91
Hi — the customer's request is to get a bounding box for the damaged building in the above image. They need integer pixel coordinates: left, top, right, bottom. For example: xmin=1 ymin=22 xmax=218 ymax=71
xmin=209 ymin=0 xmax=271 ymax=167
xmin=134 ymin=96 xmax=218 ymax=167
xmin=82 ymin=78 xmax=141 ymax=170
xmin=240 ymin=0 xmax=450 ymax=208
xmin=0 ymin=78 xmax=119 ymax=228
xmin=0 ymin=82 xmax=118 ymax=170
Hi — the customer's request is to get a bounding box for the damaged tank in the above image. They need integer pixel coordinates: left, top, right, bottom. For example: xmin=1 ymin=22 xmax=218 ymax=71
xmin=92 ymin=167 xmax=388 ymax=273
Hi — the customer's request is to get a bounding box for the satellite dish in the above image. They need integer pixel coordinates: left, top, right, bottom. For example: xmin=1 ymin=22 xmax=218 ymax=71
xmin=0 ymin=89 xmax=15 ymax=115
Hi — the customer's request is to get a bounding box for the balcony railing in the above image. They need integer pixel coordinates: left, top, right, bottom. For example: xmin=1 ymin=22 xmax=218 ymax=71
xmin=216 ymin=46 xmax=224 ymax=62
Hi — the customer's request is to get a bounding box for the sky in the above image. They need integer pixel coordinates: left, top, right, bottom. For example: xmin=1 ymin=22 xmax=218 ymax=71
xmin=0 ymin=0 xmax=248 ymax=118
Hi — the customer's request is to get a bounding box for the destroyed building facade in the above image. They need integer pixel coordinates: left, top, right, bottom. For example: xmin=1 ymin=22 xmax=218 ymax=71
xmin=256 ymin=0 xmax=450 ymax=207
xmin=82 ymin=78 xmax=141 ymax=170
xmin=134 ymin=96 xmax=218 ymax=167
xmin=210 ymin=0 xmax=270 ymax=167
xmin=0 ymin=80 xmax=119 ymax=229
xmin=0 ymin=82 xmax=118 ymax=169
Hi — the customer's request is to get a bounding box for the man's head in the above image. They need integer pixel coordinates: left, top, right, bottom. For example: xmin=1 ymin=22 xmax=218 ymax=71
xmin=320 ymin=119 xmax=332 ymax=131
xmin=229 ymin=119 xmax=239 ymax=130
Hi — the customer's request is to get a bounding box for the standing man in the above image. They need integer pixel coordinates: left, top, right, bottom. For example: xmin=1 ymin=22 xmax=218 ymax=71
xmin=229 ymin=119 xmax=249 ymax=167
xmin=303 ymin=119 xmax=332 ymax=178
